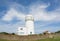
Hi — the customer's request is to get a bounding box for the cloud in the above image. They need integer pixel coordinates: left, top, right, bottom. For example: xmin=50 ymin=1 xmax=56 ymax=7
xmin=2 ymin=8 xmax=25 ymax=21
xmin=1 ymin=2 xmax=27 ymax=22
xmin=30 ymin=4 xmax=56 ymax=21
xmin=29 ymin=3 xmax=60 ymax=21
xmin=0 ymin=19 xmax=25 ymax=33
xmin=2 ymin=2 xmax=60 ymax=22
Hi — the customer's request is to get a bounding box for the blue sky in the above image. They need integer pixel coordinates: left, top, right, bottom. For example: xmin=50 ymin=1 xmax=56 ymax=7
xmin=0 ymin=0 xmax=60 ymax=34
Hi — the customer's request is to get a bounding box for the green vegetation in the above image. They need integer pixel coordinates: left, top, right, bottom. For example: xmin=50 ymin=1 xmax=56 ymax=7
xmin=36 ymin=38 xmax=60 ymax=41
xmin=0 ymin=39 xmax=17 ymax=41
xmin=0 ymin=32 xmax=9 ymax=35
xmin=0 ymin=32 xmax=15 ymax=35
xmin=55 ymin=31 xmax=60 ymax=33
xmin=0 ymin=39 xmax=8 ymax=41
xmin=0 ymin=38 xmax=60 ymax=41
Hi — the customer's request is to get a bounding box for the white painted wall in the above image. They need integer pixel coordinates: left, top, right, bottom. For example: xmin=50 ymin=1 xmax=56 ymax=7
xmin=17 ymin=27 xmax=27 ymax=35
xmin=26 ymin=21 xmax=34 ymax=35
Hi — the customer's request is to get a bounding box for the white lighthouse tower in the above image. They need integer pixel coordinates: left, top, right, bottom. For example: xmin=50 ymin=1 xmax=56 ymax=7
xmin=25 ymin=15 xmax=35 ymax=35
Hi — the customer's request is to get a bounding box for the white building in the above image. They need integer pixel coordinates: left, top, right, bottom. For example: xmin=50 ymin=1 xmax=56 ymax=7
xmin=17 ymin=27 xmax=27 ymax=35
xmin=17 ymin=15 xmax=35 ymax=35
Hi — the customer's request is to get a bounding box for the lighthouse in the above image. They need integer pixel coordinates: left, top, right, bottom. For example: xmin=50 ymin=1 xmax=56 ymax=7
xmin=25 ymin=15 xmax=35 ymax=35
xmin=17 ymin=14 xmax=35 ymax=35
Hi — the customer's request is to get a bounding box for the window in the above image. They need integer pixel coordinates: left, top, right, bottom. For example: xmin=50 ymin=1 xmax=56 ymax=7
xmin=30 ymin=32 xmax=32 ymax=34
xmin=20 ymin=28 xmax=23 ymax=30
xmin=20 ymin=32 xmax=24 ymax=34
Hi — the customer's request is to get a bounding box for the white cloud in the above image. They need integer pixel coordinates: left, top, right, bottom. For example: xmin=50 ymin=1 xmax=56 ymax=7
xmin=29 ymin=3 xmax=60 ymax=21
xmin=2 ymin=8 xmax=25 ymax=21
xmin=2 ymin=2 xmax=60 ymax=22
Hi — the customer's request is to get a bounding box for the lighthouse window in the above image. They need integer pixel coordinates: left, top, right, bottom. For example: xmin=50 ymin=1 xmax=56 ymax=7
xmin=30 ymin=32 xmax=32 ymax=34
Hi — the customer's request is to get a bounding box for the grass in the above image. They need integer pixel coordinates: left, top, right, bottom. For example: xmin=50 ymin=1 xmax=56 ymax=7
xmin=0 ymin=38 xmax=60 ymax=41
xmin=0 ymin=39 xmax=17 ymax=41
xmin=37 ymin=38 xmax=60 ymax=41
xmin=0 ymin=39 xmax=11 ymax=41
xmin=0 ymin=33 xmax=60 ymax=41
